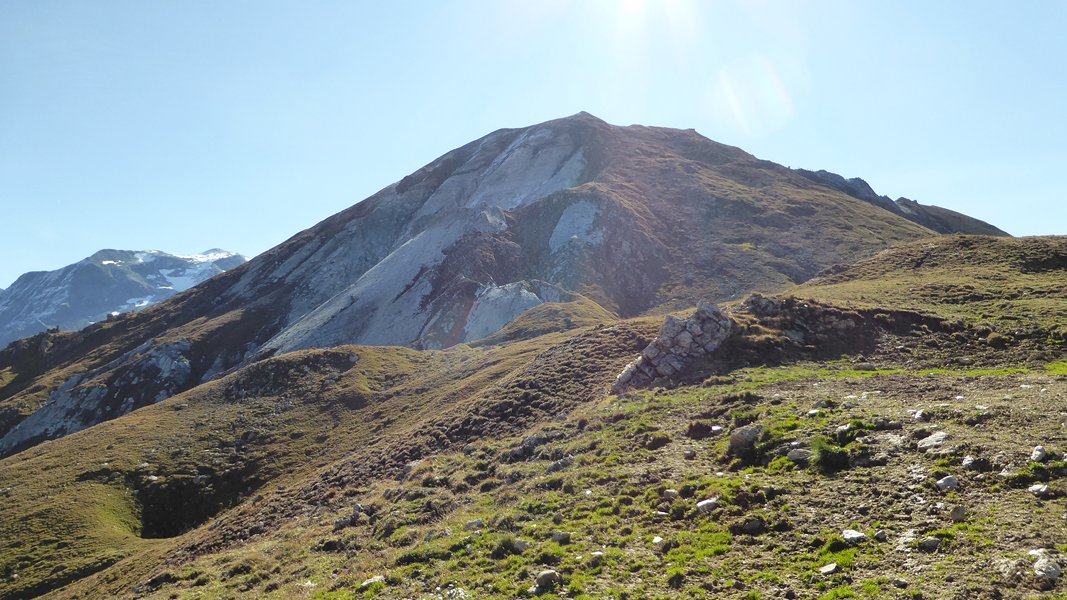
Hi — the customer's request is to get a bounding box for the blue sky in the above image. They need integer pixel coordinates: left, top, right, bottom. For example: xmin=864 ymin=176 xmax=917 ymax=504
xmin=2 ymin=1 xmax=1065 ymax=288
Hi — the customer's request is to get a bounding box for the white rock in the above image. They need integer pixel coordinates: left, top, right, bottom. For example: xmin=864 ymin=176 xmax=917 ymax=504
xmin=917 ymin=431 xmax=950 ymax=451
xmin=1028 ymin=483 xmax=1050 ymax=497
xmin=696 ymin=498 xmax=719 ymax=513
xmin=819 ymin=563 xmax=839 ymax=575
xmin=936 ymin=475 xmax=959 ymax=491
xmin=1031 ymin=446 xmax=1048 ymax=462
xmin=842 ymin=529 xmax=867 ymax=544
xmin=360 ymin=575 xmax=386 ymax=589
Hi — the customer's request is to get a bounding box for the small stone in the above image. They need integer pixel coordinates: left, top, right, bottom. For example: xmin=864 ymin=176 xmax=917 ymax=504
xmin=842 ymin=529 xmax=867 ymax=544
xmin=936 ymin=475 xmax=959 ymax=491
xmin=948 ymin=505 xmax=968 ymax=522
xmin=787 ymin=448 xmax=813 ymax=463
xmin=874 ymin=529 xmax=888 ymax=542
xmin=464 ymin=518 xmax=484 ymax=531
xmin=1034 ymin=557 xmax=1062 ymax=587
xmin=662 ymin=489 xmax=680 ymax=500
xmin=819 ymin=563 xmax=839 ymax=575
xmin=535 ymin=570 xmax=561 ymax=590
xmin=1028 ymin=483 xmax=1050 ymax=497
xmin=683 ymin=449 xmax=696 ymax=460
xmin=696 ymin=498 xmax=719 ymax=513
xmin=891 ymin=578 xmax=909 ymax=588
xmin=1031 ymin=446 xmax=1049 ymax=462
xmin=918 ymin=536 xmax=941 ymax=552
xmin=871 ymin=416 xmax=901 ymax=430
xmin=652 ymin=535 xmax=664 ymax=546
xmin=917 ymin=431 xmax=950 ymax=452
xmin=550 ymin=531 xmax=571 ymax=544
xmin=359 ymin=575 xmax=386 ymax=589
xmin=740 ymin=517 xmax=765 ymax=534
xmin=729 ymin=424 xmax=764 ymax=456
xmin=962 ymin=455 xmax=977 ymax=469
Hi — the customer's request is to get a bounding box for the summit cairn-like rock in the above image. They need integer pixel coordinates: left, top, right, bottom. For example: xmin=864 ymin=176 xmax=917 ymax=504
xmin=613 ymin=302 xmax=735 ymax=391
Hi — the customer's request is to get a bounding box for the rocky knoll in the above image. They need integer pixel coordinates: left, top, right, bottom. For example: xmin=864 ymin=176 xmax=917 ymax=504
xmin=613 ymin=302 xmax=734 ymax=390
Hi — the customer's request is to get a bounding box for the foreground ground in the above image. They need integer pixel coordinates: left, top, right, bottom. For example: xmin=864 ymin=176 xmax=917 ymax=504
xmin=91 ymin=362 xmax=1066 ymax=600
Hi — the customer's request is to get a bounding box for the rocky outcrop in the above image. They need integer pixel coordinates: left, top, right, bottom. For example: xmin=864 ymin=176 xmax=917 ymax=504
xmin=612 ymin=302 xmax=734 ymax=390
xmin=0 ymin=339 xmax=193 ymax=456
xmin=795 ymin=168 xmax=1009 ymax=236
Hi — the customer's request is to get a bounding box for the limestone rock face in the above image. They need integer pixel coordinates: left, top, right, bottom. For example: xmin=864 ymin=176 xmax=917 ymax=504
xmin=612 ymin=302 xmax=734 ymax=390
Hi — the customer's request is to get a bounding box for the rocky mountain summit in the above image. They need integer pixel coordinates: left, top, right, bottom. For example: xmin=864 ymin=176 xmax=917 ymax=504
xmin=0 ymin=249 xmax=245 ymax=347
xmin=0 ymin=113 xmax=1012 ymax=459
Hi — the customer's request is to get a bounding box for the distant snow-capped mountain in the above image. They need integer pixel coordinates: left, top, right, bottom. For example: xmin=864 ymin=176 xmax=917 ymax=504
xmin=0 ymin=249 xmax=246 ymax=346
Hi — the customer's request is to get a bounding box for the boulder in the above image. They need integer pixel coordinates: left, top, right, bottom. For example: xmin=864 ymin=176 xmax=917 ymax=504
xmin=729 ymin=424 xmax=764 ymax=456
xmin=1034 ymin=557 xmax=1062 ymax=589
xmin=612 ymin=302 xmax=734 ymax=391
xmin=535 ymin=570 xmax=561 ymax=590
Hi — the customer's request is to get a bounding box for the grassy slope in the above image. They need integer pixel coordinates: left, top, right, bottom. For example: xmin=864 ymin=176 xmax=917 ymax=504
xmin=2 ymin=237 xmax=1064 ymax=599
xmin=793 ymin=235 xmax=1067 ymax=336
xmin=114 ymin=364 xmax=1067 ymax=600
xmin=0 ymin=317 xmax=649 ymax=599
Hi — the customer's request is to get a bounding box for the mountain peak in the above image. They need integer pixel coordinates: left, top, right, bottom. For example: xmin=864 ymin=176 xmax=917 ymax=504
xmin=0 ymin=115 xmax=1009 ymax=460
xmin=0 ymin=248 xmax=246 ymax=347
